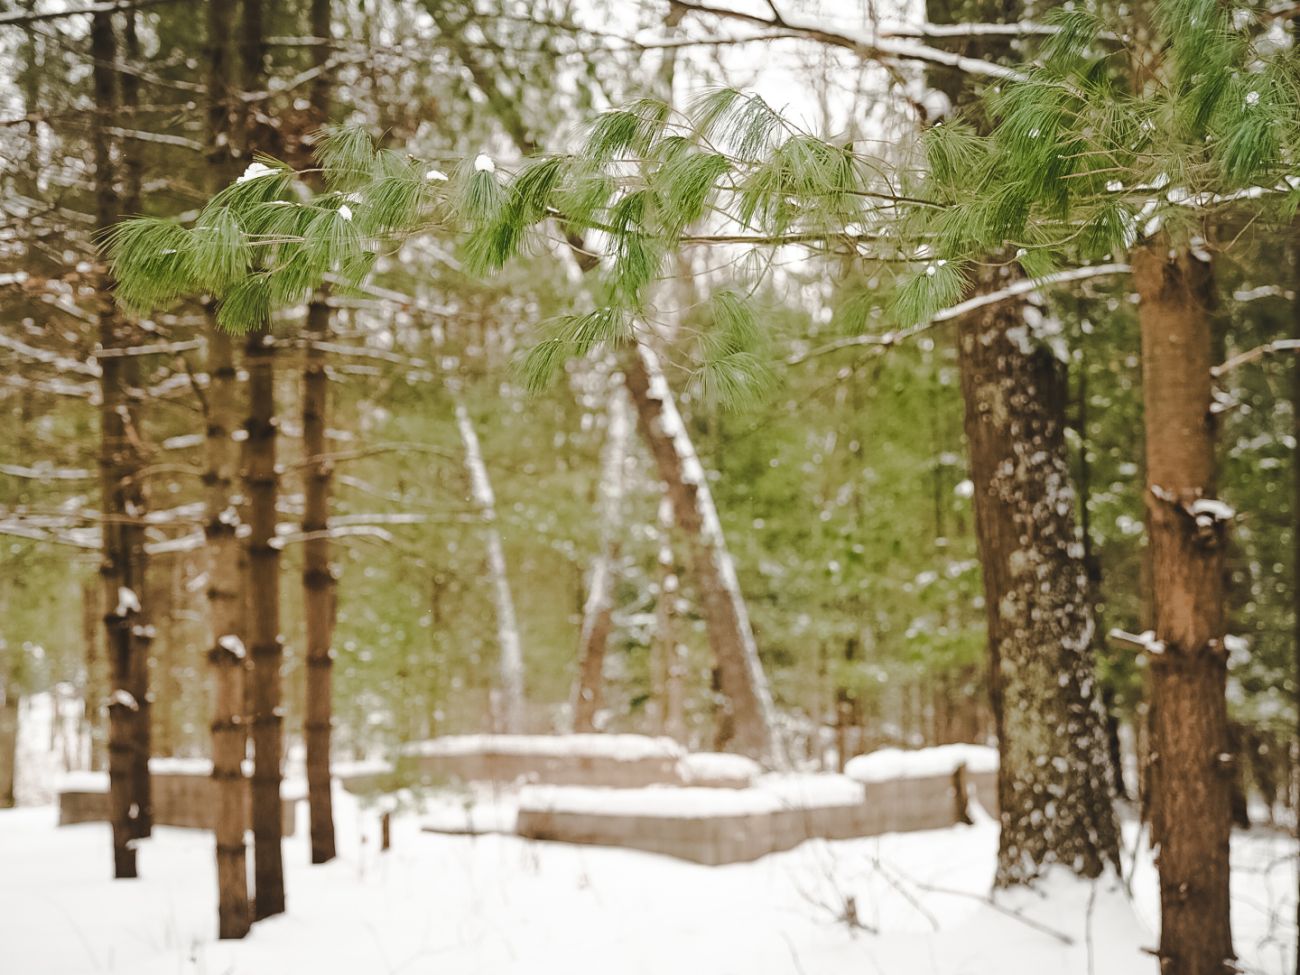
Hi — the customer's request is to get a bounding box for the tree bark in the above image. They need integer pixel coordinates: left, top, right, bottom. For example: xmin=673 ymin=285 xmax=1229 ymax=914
xmin=301 ymin=0 xmax=337 ymax=868
xmin=92 ymin=7 xmax=152 ymax=878
xmin=245 ymin=330 xmax=285 ymax=920
xmin=81 ymin=578 xmax=106 ymax=771
xmin=202 ymin=0 xmax=252 ymax=936
xmin=956 ymin=264 xmax=1120 ymax=886
xmin=0 ymin=665 xmax=18 ymax=808
xmin=1131 ymin=240 xmax=1234 ymax=975
xmin=206 ymin=324 xmax=251 ymax=939
xmin=572 ymin=382 xmax=630 ymax=732
xmin=453 ymin=398 xmax=526 ymax=733
xmin=651 ymin=496 xmax=687 ymax=742
xmin=623 ymin=342 xmax=782 ymax=764
xmin=302 ymin=298 xmax=337 ymax=863
xmin=1292 ymin=229 xmax=1300 ymax=975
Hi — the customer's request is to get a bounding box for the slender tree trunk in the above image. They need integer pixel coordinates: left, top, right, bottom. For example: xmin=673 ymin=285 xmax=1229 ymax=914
xmin=203 ymin=0 xmax=251 ymax=937
xmin=623 ymin=342 xmax=782 ymax=764
xmin=651 ymin=496 xmax=687 ymax=742
xmin=0 ymin=664 xmax=17 ymax=808
xmin=1131 ymin=240 xmax=1234 ymax=975
xmin=302 ymin=298 xmax=337 ymax=863
xmin=81 ymin=578 xmax=106 ymax=770
xmin=572 ymin=383 xmax=630 ymax=732
xmin=301 ymin=0 xmax=338 ymax=865
xmin=453 ymin=398 xmax=526 ymax=732
xmin=956 ymin=265 xmax=1120 ymax=886
xmin=245 ymin=330 xmax=285 ymax=920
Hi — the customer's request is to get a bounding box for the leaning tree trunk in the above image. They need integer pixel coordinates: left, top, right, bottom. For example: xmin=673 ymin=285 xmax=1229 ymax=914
xmin=300 ymin=0 xmax=337 ymax=865
xmin=92 ymin=7 xmax=152 ymax=878
xmin=1132 ymin=241 xmax=1234 ymax=975
xmin=572 ymin=382 xmax=630 ymax=732
xmin=203 ymin=0 xmax=251 ymax=937
xmin=245 ymin=331 xmax=285 ymax=920
xmin=302 ymin=299 xmax=337 ymax=863
xmin=453 ymin=398 xmax=526 ymax=733
xmin=956 ymin=266 xmax=1120 ymax=886
xmin=623 ymin=342 xmax=782 ymax=764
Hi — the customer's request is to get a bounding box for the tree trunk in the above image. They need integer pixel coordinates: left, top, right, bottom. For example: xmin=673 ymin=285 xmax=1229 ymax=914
xmin=302 ymin=298 xmax=337 ymax=863
xmin=956 ymin=264 xmax=1120 ymax=886
xmin=1292 ymin=229 xmax=1300 ymax=975
xmin=651 ymin=496 xmax=687 ymax=742
xmin=245 ymin=330 xmax=285 ymax=920
xmin=623 ymin=342 xmax=782 ymax=764
xmin=572 ymin=383 xmax=630 ymax=732
xmin=81 ymin=578 xmax=106 ymax=771
xmin=92 ymin=7 xmax=152 ymax=878
xmin=203 ymin=0 xmax=251 ymax=937
xmin=0 ymin=670 xmax=17 ymax=808
xmin=453 ymin=398 xmax=526 ymax=732
xmin=1131 ymin=240 xmax=1234 ymax=975
xmin=206 ymin=324 xmax=252 ymax=939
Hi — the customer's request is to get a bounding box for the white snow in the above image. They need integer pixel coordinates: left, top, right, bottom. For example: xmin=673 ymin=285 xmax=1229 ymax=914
xmin=519 ymin=774 xmax=864 ymax=819
xmin=108 ymin=689 xmax=138 ymax=711
xmin=678 ymin=751 xmax=761 ymax=786
xmin=1189 ymin=497 xmax=1235 ymax=526
xmin=114 ymin=586 xmax=140 ymax=616
xmin=235 ymin=161 xmax=277 ymax=184
xmin=216 ymin=634 xmax=246 ymax=658
xmin=3 ymin=790 xmax=1294 ymax=975
xmin=474 ymin=153 xmax=496 ymax=173
xmin=845 ymin=744 xmax=999 ymax=784
xmin=425 ymin=168 xmax=449 ymax=182
xmin=337 ymin=204 xmax=353 ymax=222
xmin=400 ymin=733 xmax=684 ymax=762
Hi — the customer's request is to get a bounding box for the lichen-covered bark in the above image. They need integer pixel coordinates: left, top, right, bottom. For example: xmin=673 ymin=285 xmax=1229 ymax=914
xmin=623 ymin=342 xmax=782 ymax=764
xmin=572 ymin=384 xmax=630 ymax=732
xmin=1132 ymin=241 xmax=1234 ymax=975
xmin=957 ymin=266 xmax=1120 ymax=886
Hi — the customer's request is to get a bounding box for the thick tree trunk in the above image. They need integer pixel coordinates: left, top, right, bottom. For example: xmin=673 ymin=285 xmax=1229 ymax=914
xmin=453 ymin=398 xmax=526 ymax=732
xmin=572 ymin=383 xmax=630 ymax=732
xmin=302 ymin=299 xmax=337 ymax=864
xmin=956 ymin=266 xmax=1120 ymax=886
xmin=245 ymin=330 xmax=285 ymax=920
xmin=206 ymin=325 xmax=251 ymax=939
xmin=203 ymin=0 xmax=251 ymax=938
xmin=92 ymin=8 xmax=152 ymax=877
xmin=623 ymin=342 xmax=782 ymax=764
xmin=1132 ymin=241 xmax=1234 ymax=975
xmin=1292 ymin=232 xmax=1300 ymax=975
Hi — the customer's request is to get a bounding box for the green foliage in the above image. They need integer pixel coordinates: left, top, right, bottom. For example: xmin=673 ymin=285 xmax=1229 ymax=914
xmin=694 ymin=291 xmax=775 ymax=409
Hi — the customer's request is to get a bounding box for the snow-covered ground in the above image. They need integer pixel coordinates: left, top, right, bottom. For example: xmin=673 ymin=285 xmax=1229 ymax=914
xmin=1 ymin=786 xmax=1294 ymax=975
